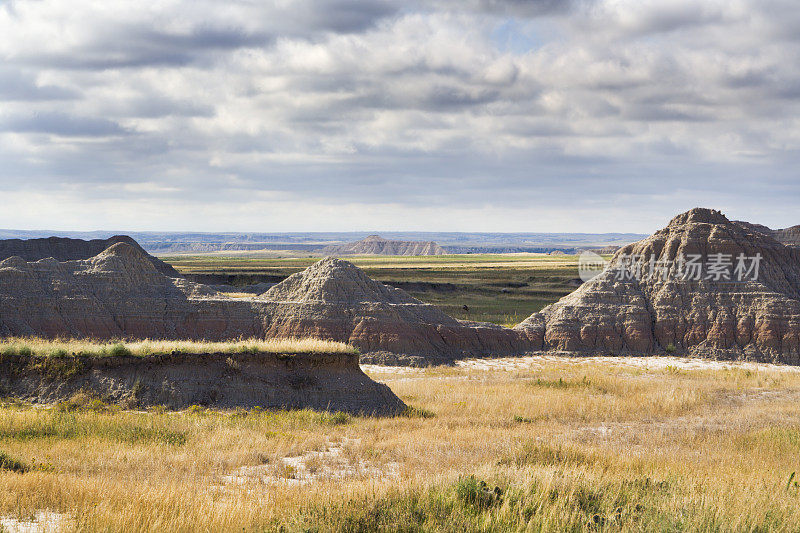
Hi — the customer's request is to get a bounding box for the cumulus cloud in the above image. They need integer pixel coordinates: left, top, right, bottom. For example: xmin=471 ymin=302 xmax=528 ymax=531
xmin=0 ymin=0 xmax=798 ymax=232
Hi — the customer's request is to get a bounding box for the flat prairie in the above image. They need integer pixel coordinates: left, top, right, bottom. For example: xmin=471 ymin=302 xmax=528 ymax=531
xmin=2 ymin=356 xmax=800 ymax=531
xmin=165 ymin=253 xmax=584 ymax=326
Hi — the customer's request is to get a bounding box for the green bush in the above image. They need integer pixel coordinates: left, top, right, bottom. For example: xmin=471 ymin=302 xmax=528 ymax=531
xmin=0 ymin=450 xmax=30 ymax=473
xmin=401 ymin=406 xmax=435 ymax=419
xmin=455 ymin=475 xmax=504 ymax=511
xmin=320 ymin=411 xmax=350 ymax=425
xmin=107 ymin=343 xmax=132 ymax=357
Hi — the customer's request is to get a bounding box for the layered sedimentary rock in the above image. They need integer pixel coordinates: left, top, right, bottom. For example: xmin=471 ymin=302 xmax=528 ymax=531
xmin=774 ymin=226 xmax=800 ymax=248
xmin=735 ymin=221 xmax=800 ymax=248
xmin=0 ymin=242 xmax=257 ymax=339
xmin=515 ymin=208 xmax=800 ymax=363
xmin=0 ymin=351 xmax=406 ymax=415
xmin=0 ymin=246 xmax=529 ymax=363
xmin=0 ymin=235 xmax=179 ymax=277
xmin=323 ymin=235 xmax=446 ymax=256
xmin=255 ymin=258 xmax=530 ymax=364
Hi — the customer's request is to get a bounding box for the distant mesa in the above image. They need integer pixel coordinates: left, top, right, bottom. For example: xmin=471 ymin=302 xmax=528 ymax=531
xmin=515 ymin=208 xmax=800 ymax=363
xmin=737 ymin=222 xmax=800 ymax=248
xmin=0 ymin=235 xmax=179 ymax=277
xmin=322 ymin=235 xmax=446 ymax=256
xmin=592 ymin=245 xmax=621 ymax=255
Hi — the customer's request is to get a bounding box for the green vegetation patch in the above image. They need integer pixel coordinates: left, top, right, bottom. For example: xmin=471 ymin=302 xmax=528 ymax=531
xmin=527 ymin=376 xmax=594 ymax=390
xmin=285 ymin=472 xmax=695 ymax=531
xmin=735 ymin=426 xmax=800 ymax=454
xmin=400 ymin=406 xmax=436 ymax=419
xmin=0 ymin=352 xmax=89 ymax=380
xmin=0 ymin=450 xmax=30 ymax=473
xmin=0 ymin=410 xmax=187 ymax=446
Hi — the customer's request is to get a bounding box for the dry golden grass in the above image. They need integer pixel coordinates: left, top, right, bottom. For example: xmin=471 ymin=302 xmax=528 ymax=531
xmin=0 ymin=337 xmax=355 ymax=357
xmin=1 ymin=356 xmax=800 ymax=531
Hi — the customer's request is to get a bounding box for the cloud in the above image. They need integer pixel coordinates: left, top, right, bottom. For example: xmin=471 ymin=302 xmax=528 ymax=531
xmin=0 ymin=112 xmax=129 ymax=137
xmin=0 ymin=67 xmax=79 ymax=101
xmin=0 ymin=0 xmax=798 ymax=232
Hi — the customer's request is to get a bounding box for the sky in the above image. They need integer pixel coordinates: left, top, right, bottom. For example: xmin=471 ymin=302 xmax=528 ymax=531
xmin=0 ymin=0 xmax=798 ymax=233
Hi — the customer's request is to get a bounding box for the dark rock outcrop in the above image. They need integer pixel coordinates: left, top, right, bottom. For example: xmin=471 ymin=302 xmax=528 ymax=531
xmin=0 ymin=351 xmax=406 ymax=415
xmin=516 ymin=208 xmax=800 ymax=363
xmin=0 ymin=235 xmax=179 ymax=277
xmin=323 ymin=235 xmax=446 ymax=256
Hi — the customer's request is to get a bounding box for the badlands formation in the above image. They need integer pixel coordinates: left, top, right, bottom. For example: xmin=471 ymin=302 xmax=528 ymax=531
xmin=0 ymin=235 xmax=180 ymax=277
xmin=0 ymin=243 xmax=408 ymax=412
xmin=323 ymin=235 xmax=446 ymax=256
xmin=0 ymin=242 xmax=255 ymax=340
xmin=0 ymin=244 xmax=527 ymax=364
xmin=257 ymin=257 xmax=529 ymax=365
xmin=771 ymin=225 xmax=800 ymax=248
xmin=516 ymin=208 xmax=800 ymax=363
xmin=0 ymin=207 xmax=798 ymax=365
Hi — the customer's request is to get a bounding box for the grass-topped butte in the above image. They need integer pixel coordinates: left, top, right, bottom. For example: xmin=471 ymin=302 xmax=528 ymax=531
xmin=0 ymin=337 xmax=356 ymax=358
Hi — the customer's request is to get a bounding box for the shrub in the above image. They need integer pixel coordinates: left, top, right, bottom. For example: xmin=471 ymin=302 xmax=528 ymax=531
xmin=0 ymin=450 xmax=30 ymax=473
xmin=107 ymin=343 xmax=132 ymax=357
xmin=320 ymin=411 xmax=350 ymax=425
xmin=56 ymin=392 xmax=116 ymax=413
xmin=401 ymin=406 xmax=435 ymax=419
xmin=455 ymin=475 xmax=503 ymax=511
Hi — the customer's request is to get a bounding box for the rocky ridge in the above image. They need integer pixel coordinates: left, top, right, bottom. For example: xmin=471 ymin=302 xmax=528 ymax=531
xmin=734 ymin=221 xmax=800 ymax=248
xmin=774 ymin=225 xmax=800 ymax=248
xmin=323 ymin=235 xmax=446 ymax=256
xmin=0 ymin=247 xmax=529 ymax=363
xmin=0 ymin=235 xmax=179 ymax=277
xmin=515 ymin=208 xmax=800 ymax=363
xmin=0 ymin=242 xmax=256 ymax=339
xmin=4 ymin=211 xmax=799 ymax=366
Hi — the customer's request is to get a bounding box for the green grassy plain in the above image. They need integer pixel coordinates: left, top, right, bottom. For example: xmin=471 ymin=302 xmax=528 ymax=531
xmin=164 ymin=254 xmax=584 ymax=326
xmin=1 ymin=358 xmax=800 ymax=531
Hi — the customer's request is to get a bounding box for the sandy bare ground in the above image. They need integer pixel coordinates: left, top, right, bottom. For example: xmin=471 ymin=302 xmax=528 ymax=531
xmin=0 ymin=511 xmax=72 ymax=533
xmin=221 ymin=438 xmax=400 ymax=487
xmin=454 ymin=354 xmax=800 ymax=373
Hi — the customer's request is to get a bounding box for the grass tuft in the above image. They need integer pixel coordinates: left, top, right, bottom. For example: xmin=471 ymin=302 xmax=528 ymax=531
xmin=319 ymin=411 xmax=350 ymax=426
xmin=0 ymin=450 xmax=30 ymax=473
xmin=400 ymin=406 xmax=435 ymax=419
